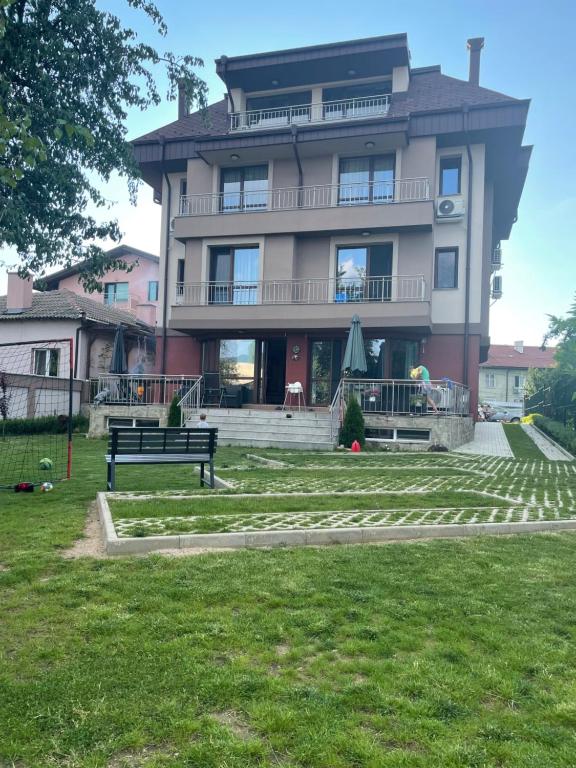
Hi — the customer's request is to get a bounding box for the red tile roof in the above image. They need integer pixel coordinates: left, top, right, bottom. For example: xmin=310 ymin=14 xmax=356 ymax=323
xmin=480 ymin=345 xmax=556 ymax=370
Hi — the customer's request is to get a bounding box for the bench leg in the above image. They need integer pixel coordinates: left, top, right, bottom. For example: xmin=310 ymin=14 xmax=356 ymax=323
xmin=209 ymin=459 xmax=215 ymax=489
xmin=108 ymin=460 xmax=116 ymax=491
xmin=199 ymin=462 xmax=205 ymax=487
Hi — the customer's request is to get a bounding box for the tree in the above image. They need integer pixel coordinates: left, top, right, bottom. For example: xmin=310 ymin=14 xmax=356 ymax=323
xmin=339 ymin=397 xmax=366 ymax=448
xmin=0 ymin=0 xmax=207 ymax=289
xmin=543 ymin=293 xmax=576 ymax=372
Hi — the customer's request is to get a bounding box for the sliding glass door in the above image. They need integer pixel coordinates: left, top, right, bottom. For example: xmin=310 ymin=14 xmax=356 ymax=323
xmin=336 ymin=244 xmax=393 ymax=302
xmin=209 ymin=246 xmax=260 ymax=305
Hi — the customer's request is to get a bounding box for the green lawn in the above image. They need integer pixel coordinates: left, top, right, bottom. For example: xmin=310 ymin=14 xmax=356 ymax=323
xmin=503 ymin=423 xmax=548 ymax=460
xmin=1 ymin=438 xmax=576 ymax=766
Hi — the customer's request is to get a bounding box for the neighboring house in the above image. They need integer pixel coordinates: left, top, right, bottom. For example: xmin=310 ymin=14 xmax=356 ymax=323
xmin=39 ymin=245 xmax=160 ymax=326
xmin=131 ymin=33 xmax=531 ymax=415
xmin=0 ymin=274 xmax=154 ymax=417
xmin=479 ymin=341 xmax=556 ymax=408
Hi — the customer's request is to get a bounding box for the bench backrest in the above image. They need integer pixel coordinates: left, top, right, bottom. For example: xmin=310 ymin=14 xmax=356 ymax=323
xmin=108 ymin=427 xmax=217 ymax=457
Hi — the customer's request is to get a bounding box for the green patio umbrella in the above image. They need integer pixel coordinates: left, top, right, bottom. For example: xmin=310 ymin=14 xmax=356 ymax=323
xmin=342 ymin=314 xmax=367 ymax=375
xmin=109 ymin=325 xmax=128 ymax=374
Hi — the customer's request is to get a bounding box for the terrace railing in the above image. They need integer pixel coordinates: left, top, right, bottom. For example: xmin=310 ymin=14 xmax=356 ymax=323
xmin=177 ymin=376 xmax=203 ymax=426
xmin=229 ymin=93 xmax=391 ymax=132
xmin=341 ymin=378 xmax=470 ymax=417
xmin=178 ymin=177 xmax=430 ymax=217
xmin=90 ymin=375 xmax=201 ymax=408
xmin=175 ymin=275 xmax=427 ymax=307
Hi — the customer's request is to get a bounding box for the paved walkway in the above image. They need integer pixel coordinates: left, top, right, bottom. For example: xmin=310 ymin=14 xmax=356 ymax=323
xmin=455 ymin=422 xmax=514 ymax=458
xmin=522 ymin=424 xmax=574 ymax=461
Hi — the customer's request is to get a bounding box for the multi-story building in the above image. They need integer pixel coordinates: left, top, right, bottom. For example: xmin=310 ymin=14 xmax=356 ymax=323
xmin=132 ymin=33 xmax=531 ymax=420
xmin=40 ymin=245 xmax=160 ymax=326
xmin=479 ymin=341 xmax=555 ymax=411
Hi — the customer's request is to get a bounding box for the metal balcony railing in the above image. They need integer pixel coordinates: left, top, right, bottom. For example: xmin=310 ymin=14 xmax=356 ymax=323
xmin=342 ymin=378 xmax=471 ymax=417
xmin=229 ymin=94 xmax=391 ymax=131
xmin=175 ymin=275 xmax=427 ymax=307
xmin=90 ymin=375 xmax=201 ymax=407
xmin=178 ymin=178 xmax=430 ymax=217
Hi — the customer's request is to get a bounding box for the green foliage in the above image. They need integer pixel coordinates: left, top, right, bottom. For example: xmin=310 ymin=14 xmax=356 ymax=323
xmin=339 ymin=396 xmax=366 ymax=448
xmin=543 ymin=293 xmax=576 ymax=372
xmin=166 ymin=394 xmax=181 ymax=427
xmin=0 ymin=414 xmax=88 ymax=436
xmin=533 ymin=415 xmax=576 ymax=457
xmin=0 ymin=0 xmax=207 ymax=288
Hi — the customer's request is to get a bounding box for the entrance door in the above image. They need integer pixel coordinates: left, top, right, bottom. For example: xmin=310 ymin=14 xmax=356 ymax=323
xmin=263 ymin=339 xmax=286 ymax=405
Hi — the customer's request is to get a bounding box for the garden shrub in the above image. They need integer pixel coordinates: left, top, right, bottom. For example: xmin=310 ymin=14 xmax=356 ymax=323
xmin=0 ymin=414 xmax=88 ymax=436
xmin=339 ymin=397 xmax=366 ymax=448
xmin=167 ymin=393 xmax=182 ymax=427
xmin=533 ymin=415 xmax=576 ymax=456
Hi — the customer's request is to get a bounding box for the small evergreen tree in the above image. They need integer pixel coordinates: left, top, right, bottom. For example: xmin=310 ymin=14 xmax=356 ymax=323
xmin=167 ymin=394 xmax=182 ymax=427
xmin=339 ymin=397 xmax=366 ymax=448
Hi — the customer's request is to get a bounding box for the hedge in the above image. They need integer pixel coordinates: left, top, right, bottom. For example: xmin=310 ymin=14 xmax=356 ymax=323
xmin=0 ymin=414 xmax=89 ymax=436
xmin=533 ymin=414 xmax=576 ymax=457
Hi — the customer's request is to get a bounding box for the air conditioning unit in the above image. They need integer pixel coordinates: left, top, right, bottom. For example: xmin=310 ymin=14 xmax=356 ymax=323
xmin=435 ymin=197 xmax=465 ymax=222
xmin=491 ymin=245 xmax=502 ymax=270
xmin=492 ymin=275 xmax=503 ymax=300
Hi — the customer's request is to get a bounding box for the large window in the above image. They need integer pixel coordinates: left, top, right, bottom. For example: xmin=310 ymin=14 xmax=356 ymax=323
xmin=148 ymin=281 xmax=159 ymax=301
xmin=338 ymin=155 xmax=395 ymax=205
xmin=209 ymin=246 xmax=260 ymax=305
xmin=434 ymin=248 xmax=458 ymax=289
xmin=221 ymin=165 xmax=268 ymax=212
xmin=33 ymin=348 xmax=59 ymax=377
xmin=439 ymin=156 xmax=461 ymax=196
xmin=311 ymin=340 xmax=342 ymax=405
xmin=336 ymin=244 xmax=393 ymax=302
xmin=104 ymin=282 xmax=129 ymax=304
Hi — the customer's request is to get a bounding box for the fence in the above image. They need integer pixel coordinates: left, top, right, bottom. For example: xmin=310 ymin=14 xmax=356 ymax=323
xmin=341 ymin=378 xmax=470 ymax=417
xmin=524 ymin=376 xmax=576 ymax=427
xmin=90 ymin=375 xmax=201 ymax=408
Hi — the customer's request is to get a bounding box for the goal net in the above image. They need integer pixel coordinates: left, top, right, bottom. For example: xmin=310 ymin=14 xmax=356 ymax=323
xmin=0 ymin=339 xmax=74 ymax=490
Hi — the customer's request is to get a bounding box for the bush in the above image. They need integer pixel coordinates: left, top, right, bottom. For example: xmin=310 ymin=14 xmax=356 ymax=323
xmin=167 ymin=394 xmax=182 ymax=427
xmin=0 ymin=414 xmax=89 ymax=436
xmin=533 ymin=415 xmax=576 ymax=457
xmin=339 ymin=397 xmax=366 ymax=448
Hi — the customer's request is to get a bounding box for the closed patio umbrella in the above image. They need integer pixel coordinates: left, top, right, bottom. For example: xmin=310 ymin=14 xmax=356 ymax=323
xmin=109 ymin=325 xmax=128 ymax=374
xmin=342 ymin=314 xmax=367 ymax=375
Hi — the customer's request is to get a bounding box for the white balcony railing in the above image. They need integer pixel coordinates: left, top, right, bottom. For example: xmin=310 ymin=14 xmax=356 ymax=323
xmin=175 ymin=275 xmax=427 ymax=307
xmin=229 ymin=94 xmax=391 ymax=132
xmin=178 ymin=178 xmax=430 ymax=217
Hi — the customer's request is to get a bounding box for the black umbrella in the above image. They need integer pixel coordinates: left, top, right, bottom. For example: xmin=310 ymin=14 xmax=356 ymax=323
xmin=109 ymin=325 xmax=128 ymax=374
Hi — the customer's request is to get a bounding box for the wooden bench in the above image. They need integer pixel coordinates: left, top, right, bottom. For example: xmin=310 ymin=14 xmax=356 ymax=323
xmin=105 ymin=427 xmax=217 ymax=491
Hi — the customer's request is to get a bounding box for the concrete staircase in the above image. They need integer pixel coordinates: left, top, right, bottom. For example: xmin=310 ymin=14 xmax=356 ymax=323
xmin=186 ymin=407 xmax=335 ymax=450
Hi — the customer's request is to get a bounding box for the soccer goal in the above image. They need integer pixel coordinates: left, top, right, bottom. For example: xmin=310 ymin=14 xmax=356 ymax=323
xmin=0 ymin=339 xmax=74 ymax=491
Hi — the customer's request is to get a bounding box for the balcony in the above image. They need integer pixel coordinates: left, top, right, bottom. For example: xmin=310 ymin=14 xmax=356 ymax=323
xmin=229 ymin=94 xmax=391 ymax=132
xmin=173 ymin=178 xmax=433 ymax=240
xmin=170 ymin=275 xmax=431 ymax=332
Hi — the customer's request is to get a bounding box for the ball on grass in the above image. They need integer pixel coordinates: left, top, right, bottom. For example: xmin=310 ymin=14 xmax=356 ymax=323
xmin=39 ymin=457 xmax=53 ymax=471
xmin=40 ymin=482 xmax=54 ymax=492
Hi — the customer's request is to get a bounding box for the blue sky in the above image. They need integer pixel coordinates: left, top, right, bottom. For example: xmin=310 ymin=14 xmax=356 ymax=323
xmin=2 ymin=0 xmax=575 ymax=345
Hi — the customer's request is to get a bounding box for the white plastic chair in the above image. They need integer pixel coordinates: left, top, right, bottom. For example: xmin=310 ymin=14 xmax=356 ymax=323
xmin=283 ymin=381 xmax=305 ymax=411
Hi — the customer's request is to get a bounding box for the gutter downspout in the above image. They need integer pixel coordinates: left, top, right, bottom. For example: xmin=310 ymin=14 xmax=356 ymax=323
xmin=291 ymin=125 xmax=303 ymax=205
xmin=463 ymin=106 xmax=473 ymax=388
xmin=160 ymin=137 xmax=171 ymax=375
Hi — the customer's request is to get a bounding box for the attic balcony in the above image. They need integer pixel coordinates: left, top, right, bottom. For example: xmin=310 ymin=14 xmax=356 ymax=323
xmin=229 ymin=94 xmax=391 ymax=132
xmin=174 ymin=178 xmax=432 ymax=240
xmin=169 ymin=275 xmax=431 ymax=332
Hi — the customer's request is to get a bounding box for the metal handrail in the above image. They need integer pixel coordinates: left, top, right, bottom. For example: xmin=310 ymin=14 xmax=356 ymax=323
xmin=178 ymin=177 xmax=430 ymax=216
xmin=342 ymin=378 xmax=470 ymax=417
xmin=90 ymin=374 xmax=201 ymax=408
xmin=329 ymin=379 xmax=344 ymax=444
xmin=178 ymin=375 xmax=203 ymax=426
xmin=175 ymin=275 xmax=427 ymax=307
xmin=229 ymin=93 xmax=391 ymax=131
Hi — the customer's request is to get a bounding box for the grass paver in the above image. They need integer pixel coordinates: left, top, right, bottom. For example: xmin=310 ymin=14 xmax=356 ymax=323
xmin=1 ymin=438 xmax=576 ymax=766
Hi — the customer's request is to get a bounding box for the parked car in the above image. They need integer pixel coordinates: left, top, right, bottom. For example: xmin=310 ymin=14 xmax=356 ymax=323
xmin=487 ymin=410 xmax=521 ymax=423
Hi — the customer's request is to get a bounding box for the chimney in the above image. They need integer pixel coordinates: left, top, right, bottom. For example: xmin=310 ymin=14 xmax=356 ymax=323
xmin=6 ymin=272 xmax=33 ymax=314
xmin=514 ymin=340 xmax=524 ymax=354
xmin=177 ymin=80 xmax=188 ymax=120
xmin=467 ymin=37 xmax=484 ymax=86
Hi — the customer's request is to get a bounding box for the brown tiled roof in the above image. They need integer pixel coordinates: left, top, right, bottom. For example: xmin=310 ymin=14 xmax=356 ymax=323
xmin=132 ymin=70 xmax=520 ymax=145
xmin=0 ymin=290 xmax=152 ymax=331
xmin=480 ymin=345 xmax=556 ymax=370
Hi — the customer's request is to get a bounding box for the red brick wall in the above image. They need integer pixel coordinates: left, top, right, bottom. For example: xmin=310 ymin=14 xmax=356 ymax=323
xmin=155 ymin=335 xmax=202 ymax=375
xmin=421 ymin=334 xmax=480 ymax=418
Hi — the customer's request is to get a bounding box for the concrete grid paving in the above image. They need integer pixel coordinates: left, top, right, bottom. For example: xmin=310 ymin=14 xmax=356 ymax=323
xmin=455 ymin=422 xmax=514 ymax=458
xmin=521 ymin=424 xmax=573 ymax=461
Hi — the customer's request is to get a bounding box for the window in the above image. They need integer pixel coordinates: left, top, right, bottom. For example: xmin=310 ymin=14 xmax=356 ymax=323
xmin=338 ymin=155 xmax=395 ymax=205
xmin=148 ymin=281 xmax=159 ymax=301
xmin=434 ymin=248 xmax=458 ymax=289
xmin=336 ymin=244 xmax=393 ymax=301
xmin=513 ymin=374 xmax=525 ymax=391
xmin=176 ymin=259 xmax=185 ymax=298
xmin=439 ymin=156 xmax=461 ymax=196
xmin=104 ymin=282 xmax=129 ymax=304
xmin=221 ymin=165 xmax=268 ymax=212
xmin=33 ymin=348 xmax=59 ymax=377
xmin=179 ymin=178 xmax=187 ymax=197
xmin=209 ymin=246 xmax=260 ymax=305
xmin=485 ymin=373 xmax=496 ymax=388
